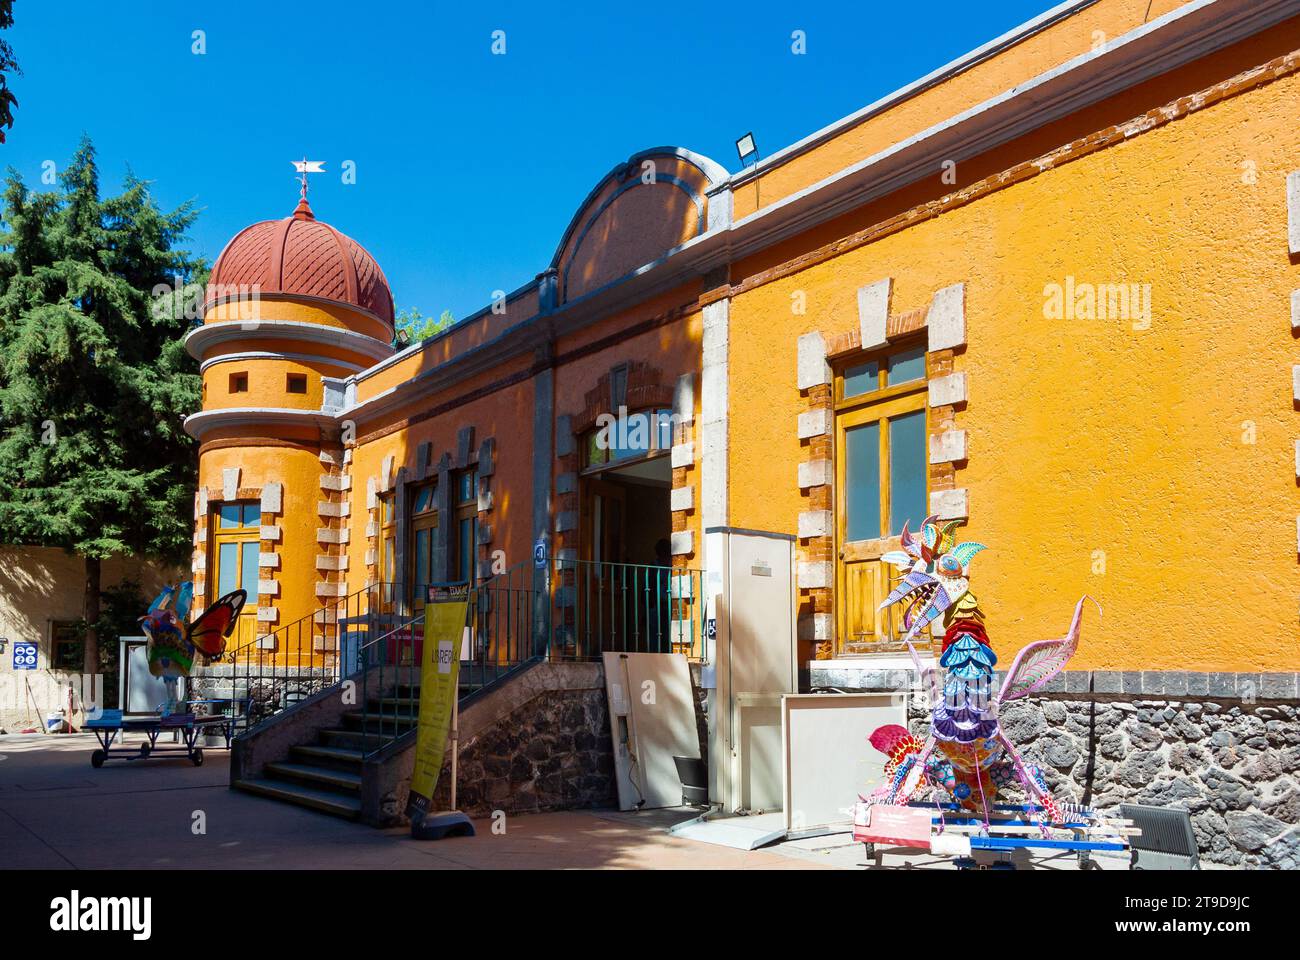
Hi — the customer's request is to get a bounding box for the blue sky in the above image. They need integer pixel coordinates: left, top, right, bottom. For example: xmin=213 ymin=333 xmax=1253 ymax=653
xmin=5 ymin=0 xmax=1055 ymax=322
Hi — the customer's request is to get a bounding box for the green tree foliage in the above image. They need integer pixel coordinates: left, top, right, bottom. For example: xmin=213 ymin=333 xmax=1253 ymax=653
xmin=394 ymin=306 xmax=454 ymax=346
xmin=0 ymin=1 xmax=17 ymax=143
xmin=0 ymin=138 xmax=203 ymax=672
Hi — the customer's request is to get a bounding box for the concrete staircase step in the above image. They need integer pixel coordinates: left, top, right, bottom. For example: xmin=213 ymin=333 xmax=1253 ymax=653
xmin=289 ymin=744 xmax=365 ymax=771
xmin=318 ymin=728 xmax=401 ymax=751
xmin=341 ymin=711 xmax=417 ymax=732
xmin=233 ymin=778 xmax=362 ymax=819
xmin=264 ymin=761 xmax=362 ymax=793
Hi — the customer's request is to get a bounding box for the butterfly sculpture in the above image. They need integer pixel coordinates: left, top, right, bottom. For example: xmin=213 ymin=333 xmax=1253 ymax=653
xmin=862 ymin=516 xmax=1093 ymax=832
xmin=139 ymin=582 xmax=246 ymax=715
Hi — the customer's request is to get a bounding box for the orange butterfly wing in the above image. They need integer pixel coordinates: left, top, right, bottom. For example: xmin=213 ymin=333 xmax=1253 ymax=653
xmin=188 ymin=590 xmax=247 ymax=657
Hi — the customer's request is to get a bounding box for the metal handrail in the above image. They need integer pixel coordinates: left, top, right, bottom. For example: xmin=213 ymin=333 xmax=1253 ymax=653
xmin=551 ymin=557 xmax=706 ymax=662
xmin=203 ymin=556 xmax=707 ymax=763
xmin=202 ymin=583 xmax=395 ymax=735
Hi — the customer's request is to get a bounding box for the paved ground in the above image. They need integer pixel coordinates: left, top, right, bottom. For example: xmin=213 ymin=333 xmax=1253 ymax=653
xmin=0 ymin=733 xmax=1131 ymax=870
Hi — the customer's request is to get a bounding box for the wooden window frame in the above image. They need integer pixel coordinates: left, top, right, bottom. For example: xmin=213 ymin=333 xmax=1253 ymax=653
xmin=833 ymin=338 xmax=930 ymax=654
xmin=408 ymin=481 xmax=439 ymax=609
xmin=581 ymin=406 xmax=674 ymax=473
xmin=50 ymin=620 xmax=85 ymax=672
xmin=376 ymin=492 xmax=397 ymax=610
xmin=451 ymin=469 xmax=478 ymax=585
xmin=208 ymin=501 xmax=261 ymax=651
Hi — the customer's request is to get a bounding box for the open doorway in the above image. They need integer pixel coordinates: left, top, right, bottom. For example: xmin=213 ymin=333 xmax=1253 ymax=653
xmin=574 ymin=448 xmax=673 ymax=654
xmin=582 ymin=455 xmax=671 ymax=567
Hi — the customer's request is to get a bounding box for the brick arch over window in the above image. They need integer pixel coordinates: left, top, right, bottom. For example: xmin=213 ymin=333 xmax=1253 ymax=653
xmin=551 ymin=147 xmax=728 ymax=305
xmin=554 ymin=361 xmax=677 ymax=566
xmin=572 ymin=361 xmax=676 ymax=437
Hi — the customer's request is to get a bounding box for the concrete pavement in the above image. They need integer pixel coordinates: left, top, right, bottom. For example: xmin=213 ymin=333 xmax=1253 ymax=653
xmin=0 ymin=734 xmax=824 ymax=870
xmin=0 ymin=733 xmax=1135 ymax=870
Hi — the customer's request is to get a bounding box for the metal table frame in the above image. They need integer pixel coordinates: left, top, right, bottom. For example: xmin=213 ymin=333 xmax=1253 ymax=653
xmin=859 ymin=802 xmax=1132 ymax=870
xmin=87 ymin=715 xmax=232 ymax=768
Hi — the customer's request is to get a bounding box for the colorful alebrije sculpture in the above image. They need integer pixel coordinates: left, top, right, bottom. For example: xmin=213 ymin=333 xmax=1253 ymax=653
xmin=139 ymin=583 xmax=247 ymax=715
xmin=862 ymin=516 xmax=1093 ymax=832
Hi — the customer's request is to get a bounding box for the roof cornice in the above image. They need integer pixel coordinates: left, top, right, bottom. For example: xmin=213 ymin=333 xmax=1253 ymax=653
xmin=185 ymin=319 xmax=395 ymax=364
xmin=184 ymin=406 xmax=337 ymax=440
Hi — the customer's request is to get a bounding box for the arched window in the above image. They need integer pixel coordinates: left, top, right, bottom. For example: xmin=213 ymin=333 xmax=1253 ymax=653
xmin=583 ymin=407 xmax=674 ymax=470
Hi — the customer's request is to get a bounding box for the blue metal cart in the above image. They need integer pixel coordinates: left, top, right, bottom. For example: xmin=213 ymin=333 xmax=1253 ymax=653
xmin=858 ymin=801 xmax=1137 ymax=870
xmin=84 ymin=709 xmax=233 ymax=768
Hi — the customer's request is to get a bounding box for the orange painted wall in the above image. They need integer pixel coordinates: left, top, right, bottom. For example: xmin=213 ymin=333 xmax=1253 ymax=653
xmin=202 ymin=357 xmax=353 ymax=412
xmin=345 ymin=378 xmax=536 ymax=594
xmin=727 ymin=51 xmax=1300 ymax=671
xmin=204 ymin=296 xmax=392 ymax=344
xmin=553 ymin=287 xmax=705 ymax=564
xmin=197 ymin=443 xmax=325 ymax=636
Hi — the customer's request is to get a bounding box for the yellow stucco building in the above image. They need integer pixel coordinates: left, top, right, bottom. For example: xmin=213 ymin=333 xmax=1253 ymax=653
xmin=186 ymin=0 xmax=1300 ymax=861
xmin=190 ymin=0 xmax=1300 ymax=677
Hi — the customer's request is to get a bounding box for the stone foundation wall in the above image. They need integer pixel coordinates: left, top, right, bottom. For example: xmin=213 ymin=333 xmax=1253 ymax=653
xmin=366 ymin=659 xmax=711 ymax=826
xmin=811 ymin=663 xmax=1299 ymax=868
xmin=987 ymin=697 xmax=1300 ymax=869
xmin=432 ymin=687 xmax=615 ymax=817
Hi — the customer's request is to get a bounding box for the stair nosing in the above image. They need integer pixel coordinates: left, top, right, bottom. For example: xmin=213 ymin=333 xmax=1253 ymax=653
xmin=233 ymin=778 xmax=361 ymax=819
xmin=264 ymin=761 xmax=362 ymax=792
xmin=290 ymin=744 xmax=365 ymax=763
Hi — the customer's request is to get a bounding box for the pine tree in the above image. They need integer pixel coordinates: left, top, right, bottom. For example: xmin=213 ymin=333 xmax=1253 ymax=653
xmin=0 ymin=138 xmax=203 ymax=674
xmin=0 ymin=1 xmax=18 ymax=143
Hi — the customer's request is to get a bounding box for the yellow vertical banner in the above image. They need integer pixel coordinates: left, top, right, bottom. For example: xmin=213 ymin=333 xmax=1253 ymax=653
xmin=406 ymin=584 xmax=470 ymax=820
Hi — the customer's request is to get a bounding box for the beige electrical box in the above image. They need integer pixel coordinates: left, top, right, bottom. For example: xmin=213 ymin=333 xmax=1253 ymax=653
xmin=704 ymin=527 xmax=798 ymax=813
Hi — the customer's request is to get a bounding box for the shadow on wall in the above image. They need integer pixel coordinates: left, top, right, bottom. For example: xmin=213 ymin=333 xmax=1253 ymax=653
xmin=0 ymin=546 xmax=180 ymax=649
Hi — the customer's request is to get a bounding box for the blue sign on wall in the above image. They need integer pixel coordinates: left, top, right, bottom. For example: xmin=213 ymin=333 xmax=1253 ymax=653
xmin=12 ymin=642 xmax=37 ymax=670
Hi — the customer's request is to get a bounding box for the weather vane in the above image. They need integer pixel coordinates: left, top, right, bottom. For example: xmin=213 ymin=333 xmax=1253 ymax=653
xmin=291 ymin=158 xmax=325 ymax=199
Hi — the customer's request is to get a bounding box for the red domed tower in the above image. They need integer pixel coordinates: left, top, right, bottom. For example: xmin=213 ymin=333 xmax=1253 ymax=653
xmin=184 ymin=194 xmax=394 ymax=654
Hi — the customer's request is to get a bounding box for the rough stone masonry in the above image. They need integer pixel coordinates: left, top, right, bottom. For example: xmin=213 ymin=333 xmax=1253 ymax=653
xmin=900 ymin=695 xmax=1300 ymax=869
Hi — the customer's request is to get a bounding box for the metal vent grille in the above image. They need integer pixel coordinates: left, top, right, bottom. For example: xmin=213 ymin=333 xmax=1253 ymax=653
xmin=1120 ymin=804 xmax=1198 ymax=857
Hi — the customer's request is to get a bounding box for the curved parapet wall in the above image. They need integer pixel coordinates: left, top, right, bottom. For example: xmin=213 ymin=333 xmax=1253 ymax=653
xmin=551 ymin=147 xmax=728 ymax=304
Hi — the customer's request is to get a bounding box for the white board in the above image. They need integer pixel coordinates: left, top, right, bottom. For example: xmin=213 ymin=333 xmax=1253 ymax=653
xmin=781 ymin=692 xmax=906 ymax=836
xmin=603 ymin=652 xmax=700 ymax=810
xmin=705 ymin=529 xmax=797 ymax=813
xmin=118 ymin=636 xmax=179 ymax=716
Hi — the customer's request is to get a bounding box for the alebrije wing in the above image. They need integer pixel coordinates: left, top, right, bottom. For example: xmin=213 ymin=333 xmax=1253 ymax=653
xmin=948 ymin=541 xmax=987 ymax=572
xmin=902 ymin=583 xmax=956 ymax=639
xmin=145 ymin=585 xmax=175 ymax=615
xmin=868 ymin=724 xmax=911 ymax=756
xmin=935 ymin=520 xmax=961 ymax=556
xmin=880 ymin=551 xmax=914 ymax=569
xmin=879 ymin=570 xmax=934 ymax=610
xmin=994 ymin=596 xmax=1092 ymax=705
xmin=187 ymin=589 xmax=248 ymax=657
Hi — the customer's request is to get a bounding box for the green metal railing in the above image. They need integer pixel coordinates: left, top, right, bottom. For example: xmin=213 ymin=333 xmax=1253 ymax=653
xmin=353 ymin=557 xmax=708 ymax=758
xmin=207 ymin=556 xmax=707 ymax=757
xmin=551 ymin=558 xmax=707 ymax=661
xmin=356 ymin=609 xmax=426 ymax=755
xmin=204 ymin=583 xmax=389 ymax=734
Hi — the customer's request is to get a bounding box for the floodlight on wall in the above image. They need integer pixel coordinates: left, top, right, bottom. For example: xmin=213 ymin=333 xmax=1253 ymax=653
xmin=735 ymin=132 xmax=758 ymax=167
xmin=395 ymin=328 xmax=411 ymax=347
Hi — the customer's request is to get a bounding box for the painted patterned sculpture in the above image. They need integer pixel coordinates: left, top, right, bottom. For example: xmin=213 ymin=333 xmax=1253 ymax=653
xmin=139 ymin=582 xmax=247 ymax=715
xmin=863 ymin=517 xmax=1092 ymax=830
